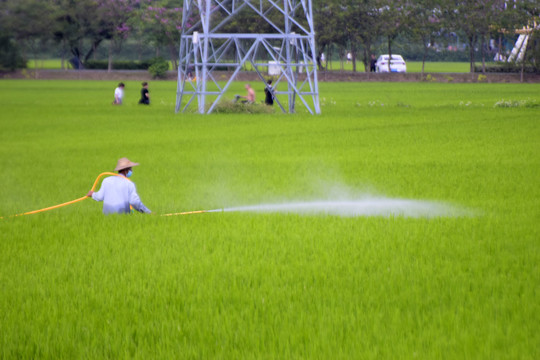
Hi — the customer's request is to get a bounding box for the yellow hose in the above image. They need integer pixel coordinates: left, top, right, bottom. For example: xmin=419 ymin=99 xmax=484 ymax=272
xmin=2 ymin=172 xmax=212 ymax=219
xmin=1 ymin=172 xmax=126 ymax=219
xmin=161 ymin=210 xmax=207 ymax=216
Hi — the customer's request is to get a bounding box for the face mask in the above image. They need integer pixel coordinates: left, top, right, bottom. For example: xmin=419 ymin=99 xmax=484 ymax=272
xmin=126 ymin=170 xmax=133 ymax=178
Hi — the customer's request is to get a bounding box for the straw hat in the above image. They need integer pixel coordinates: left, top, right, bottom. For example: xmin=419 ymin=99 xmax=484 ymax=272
xmin=114 ymin=157 xmax=139 ymax=171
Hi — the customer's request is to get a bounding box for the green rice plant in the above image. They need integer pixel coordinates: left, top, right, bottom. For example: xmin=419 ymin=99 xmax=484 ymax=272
xmin=477 ymin=74 xmax=487 ymax=83
xmin=406 ymin=61 xmax=474 ymax=73
xmin=494 ymin=98 xmax=539 ymax=108
xmin=0 ymin=80 xmax=538 ymax=359
xmin=26 ymin=59 xmax=64 ymax=69
xmin=210 ymin=100 xmax=275 ymax=114
xmin=148 ymin=57 xmax=169 ymax=79
xmin=424 ymin=73 xmax=437 ymax=82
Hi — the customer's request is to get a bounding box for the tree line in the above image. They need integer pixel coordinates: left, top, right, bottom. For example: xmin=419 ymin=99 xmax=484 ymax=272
xmin=0 ymin=0 xmax=182 ymax=71
xmin=1 ymin=0 xmax=538 ymax=73
xmin=314 ymin=0 xmax=538 ymax=73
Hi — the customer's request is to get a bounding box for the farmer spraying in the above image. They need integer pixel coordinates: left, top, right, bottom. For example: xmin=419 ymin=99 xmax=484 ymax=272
xmin=87 ymin=157 xmax=151 ymax=215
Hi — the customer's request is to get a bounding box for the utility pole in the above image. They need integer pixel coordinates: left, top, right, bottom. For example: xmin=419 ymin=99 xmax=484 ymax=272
xmin=175 ymin=0 xmax=321 ymax=114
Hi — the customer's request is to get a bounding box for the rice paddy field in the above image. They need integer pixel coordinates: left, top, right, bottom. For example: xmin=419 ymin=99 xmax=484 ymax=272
xmin=0 ymin=79 xmax=539 ymax=359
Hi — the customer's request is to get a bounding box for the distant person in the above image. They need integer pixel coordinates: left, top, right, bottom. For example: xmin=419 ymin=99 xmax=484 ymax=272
xmin=264 ymin=80 xmax=274 ymax=106
xmin=320 ymin=52 xmax=326 ymax=65
xmin=139 ymin=82 xmax=150 ymax=105
xmin=113 ymin=82 xmax=125 ymax=105
xmin=493 ymin=53 xmax=506 ymax=62
xmin=347 ymin=52 xmax=352 ymax=64
xmin=87 ymin=157 xmax=151 ymax=215
xmin=235 ymin=83 xmax=255 ymax=104
xmin=316 ymin=53 xmax=322 ymax=71
xmin=187 ymin=65 xmax=194 ymax=81
xmin=69 ymin=57 xmax=83 ymax=70
xmin=370 ymin=54 xmax=377 ymax=72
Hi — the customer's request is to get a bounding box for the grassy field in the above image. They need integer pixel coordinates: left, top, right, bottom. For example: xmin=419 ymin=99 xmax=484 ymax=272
xmin=0 ymin=80 xmax=539 ymax=358
xmin=27 ymin=58 xmax=475 ymax=73
xmin=323 ymin=61 xmax=473 ymax=73
xmin=404 ymin=61 xmax=471 ymax=73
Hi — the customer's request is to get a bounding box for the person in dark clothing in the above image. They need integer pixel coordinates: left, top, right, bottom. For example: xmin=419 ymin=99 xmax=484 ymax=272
xmin=370 ymin=54 xmax=377 ymax=72
xmin=139 ymin=82 xmax=150 ymax=105
xmin=264 ymin=79 xmax=274 ymax=106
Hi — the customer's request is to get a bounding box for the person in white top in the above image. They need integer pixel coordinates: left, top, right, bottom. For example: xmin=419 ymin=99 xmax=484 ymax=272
xmin=87 ymin=157 xmax=151 ymax=214
xmin=113 ymin=82 xmax=125 ymax=105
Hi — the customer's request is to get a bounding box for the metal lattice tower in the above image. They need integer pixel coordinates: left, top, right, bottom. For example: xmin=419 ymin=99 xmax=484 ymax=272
xmin=175 ymin=0 xmax=320 ymax=114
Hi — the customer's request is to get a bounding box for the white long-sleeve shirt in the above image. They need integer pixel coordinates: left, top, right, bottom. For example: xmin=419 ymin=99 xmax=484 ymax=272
xmin=114 ymin=87 xmax=124 ymax=104
xmin=92 ymin=176 xmax=151 ymax=214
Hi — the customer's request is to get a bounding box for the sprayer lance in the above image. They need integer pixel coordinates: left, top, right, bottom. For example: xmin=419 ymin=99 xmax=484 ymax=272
xmin=160 ymin=208 xmax=224 ymax=217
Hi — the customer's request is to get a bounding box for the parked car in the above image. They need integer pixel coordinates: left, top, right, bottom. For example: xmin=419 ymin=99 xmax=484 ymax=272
xmin=375 ymin=54 xmax=407 ymax=73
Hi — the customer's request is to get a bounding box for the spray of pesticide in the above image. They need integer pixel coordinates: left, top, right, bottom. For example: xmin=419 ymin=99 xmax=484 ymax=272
xmin=203 ymin=197 xmax=469 ymax=218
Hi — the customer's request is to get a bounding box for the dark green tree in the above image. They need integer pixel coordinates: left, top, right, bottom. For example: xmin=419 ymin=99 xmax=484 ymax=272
xmin=51 ymin=0 xmax=137 ymax=68
xmin=340 ymin=0 xmax=380 ymax=72
xmin=313 ymin=0 xmax=340 ymax=70
xmin=355 ymin=0 xmax=384 ymax=72
xmin=408 ymin=0 xmax=442 ymax=76
xmin=0 ymin=35 xmax=25 ymax=71
xmin=442 ymin=1 xmax=512 ymax=74
xmin=138 ymin=0 xmax=183 ymax=69
xmin=376 ymin=0 xmax=409 ymax=72
xmin=0 ymin=0 xmax=56 ymax=69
